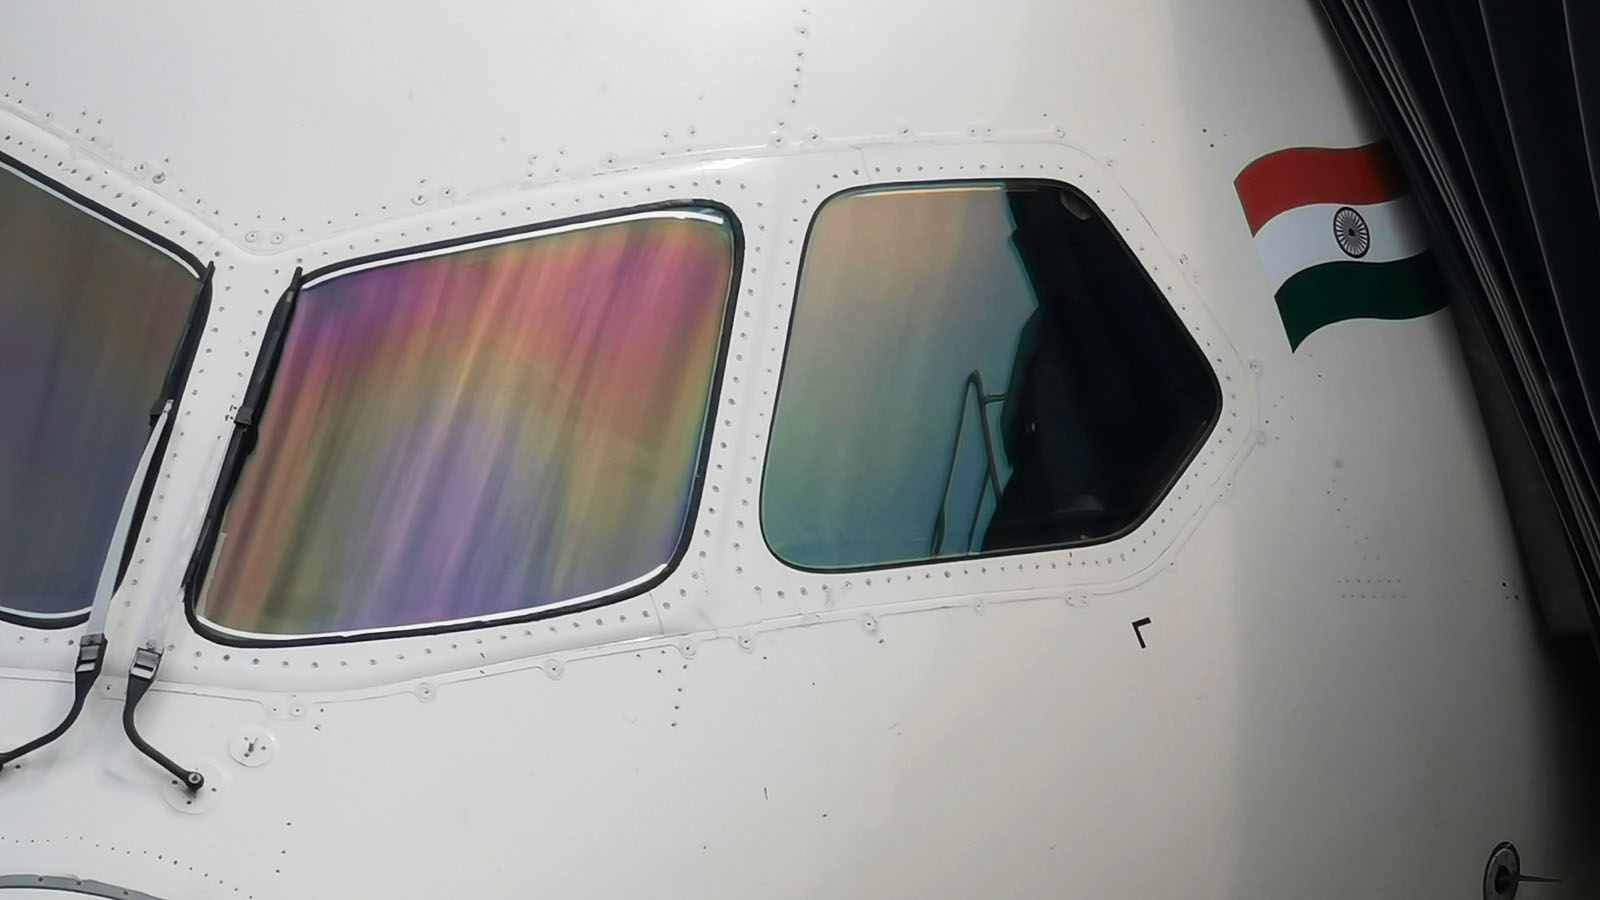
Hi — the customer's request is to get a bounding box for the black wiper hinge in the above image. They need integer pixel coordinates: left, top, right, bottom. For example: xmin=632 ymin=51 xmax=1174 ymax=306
xmin=0 ymin=634 xmax=105 ymax=771
xmin=123 ymin=646 xmax=204 ymax=791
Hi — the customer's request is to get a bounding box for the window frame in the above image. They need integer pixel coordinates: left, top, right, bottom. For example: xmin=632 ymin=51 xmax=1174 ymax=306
xmin=182 ymin=199 xmax=745 ymax=647
xmin=758 ymin=178 xmax=1224 ymax=574
xmin=0 ymin=150 xmax=206 ymax=629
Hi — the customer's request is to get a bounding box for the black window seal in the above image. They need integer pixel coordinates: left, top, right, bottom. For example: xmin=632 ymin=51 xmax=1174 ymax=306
xmin=0 ymin=149 xmax=208 ymax=630
xmin=758 ymin=178 xmax=1224 ymax=575
xmin=0 ymin=150 xmax=206 ymax=278
xmin=181 ymin=199 xmax=744 ymax=648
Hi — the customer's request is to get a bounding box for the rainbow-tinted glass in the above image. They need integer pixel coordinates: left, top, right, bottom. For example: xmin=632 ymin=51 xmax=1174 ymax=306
xmin=198 ymin=209 xmax=735 ymax=637
xmin=0 ymin=164 xmax=198 ymax=621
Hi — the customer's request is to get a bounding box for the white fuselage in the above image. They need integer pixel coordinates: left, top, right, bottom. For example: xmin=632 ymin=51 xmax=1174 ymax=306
xmin=1 ymin=1 xmax=1596 ymax=897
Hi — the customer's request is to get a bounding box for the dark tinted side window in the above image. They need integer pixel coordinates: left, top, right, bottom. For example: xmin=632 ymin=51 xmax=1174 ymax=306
xmin=762 ymin=182 xmax=1219 ymax=569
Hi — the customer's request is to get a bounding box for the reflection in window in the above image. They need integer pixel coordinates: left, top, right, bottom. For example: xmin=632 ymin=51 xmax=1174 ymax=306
xmin=763 ymin=183 xmax=1218 ymax=569
xmin=198 ymin=209 xmax=736 ymax=637
xmin=0 ymin=163 xmax=198 ymax=622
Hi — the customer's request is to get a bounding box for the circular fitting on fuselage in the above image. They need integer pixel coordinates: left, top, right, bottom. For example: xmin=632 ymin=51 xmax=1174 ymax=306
xmin=1483 ymin=842 xmax=1521 ymax=900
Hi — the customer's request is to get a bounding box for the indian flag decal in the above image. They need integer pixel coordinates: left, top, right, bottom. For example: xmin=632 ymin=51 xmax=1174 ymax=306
xmin=1235 ymin=142 xmax=1446 ymax=350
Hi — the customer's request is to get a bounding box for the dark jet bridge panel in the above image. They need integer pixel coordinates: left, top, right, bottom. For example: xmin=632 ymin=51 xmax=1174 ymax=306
xmin=1316 ymin=0 xmax=1600 ymax=648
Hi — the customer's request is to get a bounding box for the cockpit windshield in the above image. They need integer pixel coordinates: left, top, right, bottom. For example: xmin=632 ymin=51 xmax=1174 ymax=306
xmin=0 ymin=161 xmax=200 ymax=625
xmin=192 ymin=207 xmax=736 ymax=639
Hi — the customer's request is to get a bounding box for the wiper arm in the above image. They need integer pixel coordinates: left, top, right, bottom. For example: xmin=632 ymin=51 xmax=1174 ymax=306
xmin=117 ymin=442 xmax=217 ymax=794
xmin=0 ymin=635 xmax=105 ymax=771
xmin=123 ymin=645 xmax=203 ymax=790
xmin=0 ymin=264 xmax=211 ymax=775
xmin=121 ymin=268 xmax=301 ymax=793
xmin=0 ymin=401 xmax=173 ymax=771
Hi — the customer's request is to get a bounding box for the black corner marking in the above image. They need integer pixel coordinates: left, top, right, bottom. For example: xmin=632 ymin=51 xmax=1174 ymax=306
xmin=1132 ymin=617 xmax=1152 ymax=649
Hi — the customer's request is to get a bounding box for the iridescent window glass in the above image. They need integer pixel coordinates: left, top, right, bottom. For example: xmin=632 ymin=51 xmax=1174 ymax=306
xmin=0 ymin=162 xmax=198 ymax=623
xmin=197 ymin=208 xmax=736 ymax=638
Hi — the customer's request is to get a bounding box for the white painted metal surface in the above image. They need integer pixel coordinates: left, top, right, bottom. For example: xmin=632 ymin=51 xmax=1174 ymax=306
xmin=1 ymin=0 xmax=1596 ymax=896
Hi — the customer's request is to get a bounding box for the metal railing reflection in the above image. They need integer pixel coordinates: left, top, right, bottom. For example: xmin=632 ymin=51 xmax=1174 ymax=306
xmin=930 ymin=370 xmax=1006 ymax=556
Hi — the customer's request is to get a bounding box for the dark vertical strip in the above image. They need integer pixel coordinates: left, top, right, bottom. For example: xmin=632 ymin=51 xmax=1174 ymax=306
xmin=1563 ymin=0 xmax=1600 ymax=268
xmin=1314 ymin=0 xmax=1600 ymax=644
xmin=1480 ymin=0 xmax=1600 ymax=485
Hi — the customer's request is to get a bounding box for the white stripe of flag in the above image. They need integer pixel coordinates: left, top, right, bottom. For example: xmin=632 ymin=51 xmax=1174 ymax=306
xmin=1252 ymin=197 xmax=1429 ymax=295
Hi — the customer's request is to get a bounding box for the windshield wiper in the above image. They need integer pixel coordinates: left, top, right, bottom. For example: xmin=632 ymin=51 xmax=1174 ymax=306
xmin=0 ymin=264 xmax=213 ymax=775
xmin=126 ymin=269 xmax=300 ymax=791
xmin=181 ymin=269 xmax=302 ymax=608
xmin=113 ymin=268 xmax=302 ymax=792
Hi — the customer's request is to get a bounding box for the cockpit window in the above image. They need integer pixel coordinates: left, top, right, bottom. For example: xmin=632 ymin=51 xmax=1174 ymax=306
xmin=762 ymin=182 xmax=1219 ymax=570
xmin=0 ymin=160 xmax=199 ymax=624
xmin=194 ymin=207 xmax=736 ymax=639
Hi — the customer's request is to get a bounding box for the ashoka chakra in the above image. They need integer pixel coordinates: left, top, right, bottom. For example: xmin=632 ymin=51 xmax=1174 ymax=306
xmin=1333 ymin=206 xmax=1371 ymax=258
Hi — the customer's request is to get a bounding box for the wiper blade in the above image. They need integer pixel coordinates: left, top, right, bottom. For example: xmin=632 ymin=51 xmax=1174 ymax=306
xmin=183 ymin=268 xmax=301 ymax=600
xmin=153 ymin=262 xmax=215 ymax=425
xmin=116 ymin=263 xmax=214 ymax=587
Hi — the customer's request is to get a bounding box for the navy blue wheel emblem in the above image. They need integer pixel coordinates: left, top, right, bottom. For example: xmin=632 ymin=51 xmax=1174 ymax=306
xmin=1333 ymin=206 xmax=1370 ymax=258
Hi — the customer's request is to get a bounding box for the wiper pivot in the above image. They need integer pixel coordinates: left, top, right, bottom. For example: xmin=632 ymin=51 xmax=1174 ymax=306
xmin=122 ymin=646 xmax=204 ymax=792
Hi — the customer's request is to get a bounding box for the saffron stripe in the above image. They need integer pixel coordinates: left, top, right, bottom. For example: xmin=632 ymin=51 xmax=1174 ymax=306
xmin=1275 ymin=254 xmax=1447 ymax=350
xmin=1236 ymin=143 xmax=1408 ymax=235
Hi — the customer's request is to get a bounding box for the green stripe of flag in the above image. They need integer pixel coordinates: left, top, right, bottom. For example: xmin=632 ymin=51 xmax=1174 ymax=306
xmin=1275 ymin=253 xmax=1446 ymax=350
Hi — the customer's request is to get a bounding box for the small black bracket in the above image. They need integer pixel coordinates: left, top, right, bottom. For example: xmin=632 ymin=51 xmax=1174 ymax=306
xmin=1131 ymin=617 xmax=1152 ymax=649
